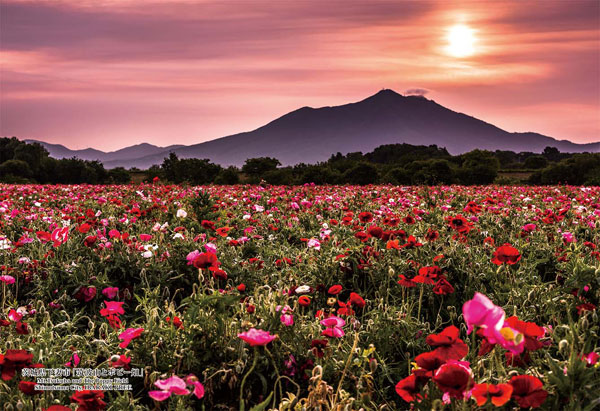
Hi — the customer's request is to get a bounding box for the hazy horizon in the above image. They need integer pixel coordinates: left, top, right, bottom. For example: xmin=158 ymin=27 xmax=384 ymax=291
xmin=1 ymin=0 xmax=599 ymax=151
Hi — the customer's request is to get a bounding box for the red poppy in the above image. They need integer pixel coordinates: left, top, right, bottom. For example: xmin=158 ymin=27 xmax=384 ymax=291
xmin=386 ymin=239 xmax=400 ymax=250
xmin=348 ymin=292 xmax=365 ymax=308
xmin=367 ymin=226 xmax=383 ymax=239
xmin=354 ymin=231 xmax=369 ymax=242
xmin=398 ymin=274 xmax=417 ymax=288
xmin=471 ymin=383 xmax=513 ymax=406
xmin=0 ymin=350 xmax=36 ymax=381
xmin=74 ymin=286 xmax=97 ymax=303
xmin=358 ymin=212 xmax=373 ymax=223
xmin=298 ymin=296 xmax=311 ymax=306
xmin=237 ymin=283 xmax=246 ymax=292
xmin=166 ymin=316 xmax=184 ymax=330
xmin=83 ymin=235 xmax=97 ymax=247
xmin=15 ymin=321 xmax=29 ymax=335
xmin=576 ymin=303 xmax=596 ymax=315
xmin=465 ymin=201 xmax=482 ymax=214
xmin=504 ymin=316 xmax=544 ymax=351
xmin=395 ymin=374 xmax=423 ymax=403
xmin=425 ymin=229 xmax=439 ymax=242
xmin=414 ymin=266 xmax=441 ymax=285
xmin=36 ymin=231 xmax=52 ymax=243
xmin=337 ymin=300 xmax=355 ymax=316
xmin=447 ymin=215 xmax=473 ymax=233
xmin=414 ymin=350 xmax=446 ymax=379
xmin=193 ymin=252 xmax=220 ymax=269
xmin=401 ymin=235 xmax=423 ymax=248
xmin=77 ymin=223 xmax=91 ymax=233
xmin=209 ymin=267 xmax=228 ymax=280
xmin=433 ymin=277 xmax=455 ymax=295
xmin=215 ymin=227 xmax=230 ymax=237
xmin=505 ymin=351 xmax=531 ymax=368
xmin=71 ymin=390 xmax=107 ymax=410
xmin=403 ymin=215 xmax=415 ymax=225
xmin=508 ymin=375 xmax=548 ymax=408
xmin=491 ymin=244 xmax=521 ymax=265
xmin=201 ymin=220 xmax=216 ymax=230
xmin=311 ymin=339 xmax=328 ymax=358
xmin=328 ymin=284 xmax=342 ymax=295
xmin=426 ymin=326 xmax=468 ymax=360
xmin=19 ymin=380 xmax=41 ymax=395
xmin=432 ymin=360 xmax=473 ymax=399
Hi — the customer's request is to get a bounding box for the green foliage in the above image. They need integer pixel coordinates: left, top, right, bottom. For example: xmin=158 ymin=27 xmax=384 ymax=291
xmin=161 ymin=152 xmax=222 ymax=184
xmin=343 ymin=162 xmax=379 ymax=185
xmin=242 ymin=157 xmax=281 ymax=182
xmin=524 ymin=155 xmax=548 ymax=169
xmin=457 ymin=149 xmax=500 ymax=184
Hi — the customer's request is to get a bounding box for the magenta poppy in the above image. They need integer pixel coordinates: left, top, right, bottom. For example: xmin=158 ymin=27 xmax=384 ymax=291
xmin=238 ymin=328 xmax=277 ymax=346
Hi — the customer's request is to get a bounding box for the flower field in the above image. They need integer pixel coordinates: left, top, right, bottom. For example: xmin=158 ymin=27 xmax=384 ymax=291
xmin=0 ymin=183 xmax=599 ymax=410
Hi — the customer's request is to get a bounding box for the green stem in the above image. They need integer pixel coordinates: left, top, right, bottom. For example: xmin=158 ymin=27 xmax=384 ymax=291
xmin=265 ymin=347 xmax=282 ymax=406
xmin=417 ymin=285 xmax=424 ymax=320
xmin=334 ymin=331 xmax=359 ymax=405
xmin=239 ymin=348 xmax=259 ymax=411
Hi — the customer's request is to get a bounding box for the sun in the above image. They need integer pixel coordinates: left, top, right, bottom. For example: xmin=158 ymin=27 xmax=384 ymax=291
xmin=446 ymin=24 xmax=476 ymax=57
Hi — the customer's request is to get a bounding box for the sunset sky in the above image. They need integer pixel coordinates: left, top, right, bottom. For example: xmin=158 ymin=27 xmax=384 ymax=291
xmin=1 ymin=0 xmax=599 ymax=151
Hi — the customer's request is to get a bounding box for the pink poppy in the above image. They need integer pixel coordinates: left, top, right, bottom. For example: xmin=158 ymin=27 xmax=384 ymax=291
xmin=238 ymin=328 xmax=277 ymax=346
xmin=118 ymin=328 xmax=144 ymax=348
xmin=148 ymin=375 xmax=190 ymax=401
xmin=102 ymin=287 xmax=119 ymax=299
xmin=0 ymin=275 xmax=15 ymax=284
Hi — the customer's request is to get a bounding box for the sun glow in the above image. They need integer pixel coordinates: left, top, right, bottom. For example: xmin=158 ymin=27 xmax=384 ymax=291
xmin=446 ymin=24 xmax=476 ymax=57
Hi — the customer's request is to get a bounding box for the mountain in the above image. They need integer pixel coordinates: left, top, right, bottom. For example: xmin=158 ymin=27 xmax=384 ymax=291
xmin=24 ymin=140 xmax=184 ymax=165
xmin=26 ymin=89 xmax=599 ymax=168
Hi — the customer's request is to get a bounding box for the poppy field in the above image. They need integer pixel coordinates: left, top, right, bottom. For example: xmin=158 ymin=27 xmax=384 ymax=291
xmin=0 ymin=183 xmax=599 ymax=410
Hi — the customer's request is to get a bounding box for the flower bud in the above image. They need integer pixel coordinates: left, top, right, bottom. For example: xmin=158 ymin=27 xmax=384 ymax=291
xmin=369 ymin=358 xmax=378 ymax=373
xmin=559 ymin=339 xmax=569 ymax=354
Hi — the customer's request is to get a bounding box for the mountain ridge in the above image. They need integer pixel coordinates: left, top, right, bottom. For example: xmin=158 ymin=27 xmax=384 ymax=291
xmin=21 ymin=89 xmax=600 ymax=168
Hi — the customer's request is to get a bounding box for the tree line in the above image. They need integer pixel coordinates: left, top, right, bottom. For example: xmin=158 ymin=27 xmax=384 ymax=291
xmin=0 ymin=137 xmax=130 ymax=184
xmin=155 ymin=144 xmax=600 ymax=186
xmin=1 ymin=137 xmax=599 ymax=185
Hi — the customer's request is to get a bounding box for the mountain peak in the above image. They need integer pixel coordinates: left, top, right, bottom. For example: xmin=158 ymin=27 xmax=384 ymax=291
xmin=23 ymin=90 xmax=599 ymax=169
xmin=371 ymin=88 xmax=403 ymax=98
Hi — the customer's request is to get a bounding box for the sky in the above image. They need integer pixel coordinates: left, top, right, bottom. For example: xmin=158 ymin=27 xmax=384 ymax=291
xmin=1 ymin=0 xmax=599 ymax=151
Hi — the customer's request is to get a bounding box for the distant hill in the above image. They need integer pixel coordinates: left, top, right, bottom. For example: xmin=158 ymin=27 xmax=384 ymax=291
xmin=23 ymin=140 xmax=185 ymax=165
xmin=25 ymin=89 xmax=599 ymax=168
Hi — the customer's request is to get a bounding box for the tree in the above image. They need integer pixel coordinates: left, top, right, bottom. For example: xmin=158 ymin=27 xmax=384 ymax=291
xmin=108 ymin=167 xmax=131 ymax=183
xmin=524 ymin=155 xmax=548 ymax=169
xmin=542 ymin=146 xmax=561 ymax=162
xmin=215 ymin=166 xmax=240 ymax=184
xmin=0 ymin=159 xmax=33 ymax=180
xmin=457 ymin=150 xmax=499 ymax=185
xmin=242 ymin=157 xmax=281 ymax=182
xmin=343 ymin=162 xmax=379 ymax=185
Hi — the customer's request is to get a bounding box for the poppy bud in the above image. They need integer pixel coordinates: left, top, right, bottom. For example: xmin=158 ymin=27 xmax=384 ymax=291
xmin=369 ymin=358 xmax=378 ymax=373
xmin=558 ymin=339 xmax=569 ymax=354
